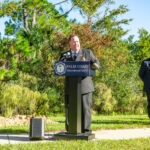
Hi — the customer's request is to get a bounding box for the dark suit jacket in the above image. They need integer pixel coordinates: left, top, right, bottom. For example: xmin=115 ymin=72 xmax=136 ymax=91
xmin=139 ymin=58 xmax=150 ymax=93
xmin=59 ymin=49 xmax=100 ymax=94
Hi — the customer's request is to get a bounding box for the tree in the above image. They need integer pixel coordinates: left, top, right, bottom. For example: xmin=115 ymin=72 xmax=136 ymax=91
xmin=131 ymin=29 xmax=150 ymax=64
xmin=0 ymin=0 xmax=71 ymax=115
xmin=0 ymin=0 xmax=146 ymax=115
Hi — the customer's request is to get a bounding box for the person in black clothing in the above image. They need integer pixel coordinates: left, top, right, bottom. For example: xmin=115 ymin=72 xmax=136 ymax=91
xmin=59 ymin=34 xmax=100 ymax=133
xmin=139 ymin=58 xmax=150 ymax=118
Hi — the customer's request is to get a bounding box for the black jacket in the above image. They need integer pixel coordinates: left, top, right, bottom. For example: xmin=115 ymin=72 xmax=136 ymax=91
xmin=59 ymin=49 xmax=100 ymax=94
xmin=139 ymin=58 xmax=150 ymax=93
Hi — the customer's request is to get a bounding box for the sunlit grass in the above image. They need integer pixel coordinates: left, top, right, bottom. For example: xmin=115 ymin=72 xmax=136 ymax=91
xmin=1 ymin=138 xmax=150 ymax=150
xmin=0 ymin=114 xmax=150 ymax=150
xmin=0 ymin=114 xmax=149 ymax=134
xmin=92 ymin=114 xmax=150 ymax=129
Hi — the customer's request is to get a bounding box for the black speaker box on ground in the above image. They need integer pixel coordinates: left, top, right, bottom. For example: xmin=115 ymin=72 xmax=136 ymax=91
xmin=29 ymin=117 xmax=44 ymax=140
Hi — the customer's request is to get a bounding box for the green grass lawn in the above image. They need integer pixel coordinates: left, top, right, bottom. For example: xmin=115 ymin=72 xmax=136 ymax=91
xmin=47 ymin=114 xmax=150 ymax=132
xmin=0 ymin=114 xmax=150 ymax=150
xmin=0 ymin=137 xmax=150 ymax=150
xmin=0 ymin=114 xmax=150 ymax=133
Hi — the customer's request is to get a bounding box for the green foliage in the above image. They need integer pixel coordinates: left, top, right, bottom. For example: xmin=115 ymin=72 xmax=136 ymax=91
xmin=44 ymin=87 xmax=64 ymax=114
xmin=93 ymin=82 xmax=117 ymax=114
xmin=0 ymin=38 xmax=18 ymax=81
xmin=0 ymin=82 xmax=50 ymax=117
xmin=93 ymin=4 xmax=132 ymax=39
xmin=0 ymin=0 xmax=149 ymax=116
xmin=0 ymin=72 xmax=50 ymax=117
xmin=131 ymin=29 xmax=150 ymax=63
xmin=5 ymin=19 xmax=16 ymax=35
xmin=73 ymin=0 xmax=111 ymax=19
xmin=96 ymin=37 xmax=144 ymax=114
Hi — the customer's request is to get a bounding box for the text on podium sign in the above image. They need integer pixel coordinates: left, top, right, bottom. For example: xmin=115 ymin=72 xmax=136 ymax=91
xmin=54 ymin=61 xmax=95 ymax=76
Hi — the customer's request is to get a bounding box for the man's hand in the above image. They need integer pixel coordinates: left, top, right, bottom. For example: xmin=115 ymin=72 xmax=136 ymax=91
xmin=91 ymin=63 xmax=100 ymax=70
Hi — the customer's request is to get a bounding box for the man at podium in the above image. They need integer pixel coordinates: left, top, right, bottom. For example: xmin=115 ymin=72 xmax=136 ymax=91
xmin=59 ymin=34 xmax=100 ymax=134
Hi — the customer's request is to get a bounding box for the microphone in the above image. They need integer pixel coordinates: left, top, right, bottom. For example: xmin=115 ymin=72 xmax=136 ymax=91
xmin=60 ymin=52 xmax=71 ymax=61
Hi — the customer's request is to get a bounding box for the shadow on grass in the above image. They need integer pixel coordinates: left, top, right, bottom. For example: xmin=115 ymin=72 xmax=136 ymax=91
xmin=92 ymin=116 xmax=150 ymax=126
xmin=0 ymin=115 xmax=150 ymax=133
xmin=0 ymin=128 xmax=29 ymax=134
xmin=93 ymin=120 xmax=150 ymax=125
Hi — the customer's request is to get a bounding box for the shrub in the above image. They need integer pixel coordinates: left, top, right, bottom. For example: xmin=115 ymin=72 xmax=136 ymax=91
xmin=0 ymin=82 xmax=49 ymax=117
xmin=93 ymin=82 xmax=117 ymax=114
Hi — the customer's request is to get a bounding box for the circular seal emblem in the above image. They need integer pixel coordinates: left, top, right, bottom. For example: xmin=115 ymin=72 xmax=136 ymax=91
xmin=55 ymin=62 xmax=66 ymax=75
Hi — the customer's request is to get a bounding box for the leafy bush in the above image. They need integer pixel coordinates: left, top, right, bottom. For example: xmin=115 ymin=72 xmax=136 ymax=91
xmin=43 ymin=87 xmax=64 ymax=114
xmin=0 ymin=82 xmax=49 ymax=117
xmin=93 ymin=82 xmax=117 ymax=114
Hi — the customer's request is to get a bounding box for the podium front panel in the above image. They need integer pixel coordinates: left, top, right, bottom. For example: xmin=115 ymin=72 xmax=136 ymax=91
xmin=54 ymin=61 xmax=95 ymax=76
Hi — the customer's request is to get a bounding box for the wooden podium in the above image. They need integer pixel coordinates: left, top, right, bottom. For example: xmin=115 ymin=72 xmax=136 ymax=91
xmin=54 ymin=61 xmax=95 ymax=140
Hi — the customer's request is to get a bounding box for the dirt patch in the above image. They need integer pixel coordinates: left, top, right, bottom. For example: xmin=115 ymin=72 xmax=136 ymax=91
xmin=0 ymin=115 xmax=57 ymax=127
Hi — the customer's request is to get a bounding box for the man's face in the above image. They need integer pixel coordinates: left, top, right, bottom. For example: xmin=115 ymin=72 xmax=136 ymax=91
xmin=69 ymin=36 xmax=80 ymax=52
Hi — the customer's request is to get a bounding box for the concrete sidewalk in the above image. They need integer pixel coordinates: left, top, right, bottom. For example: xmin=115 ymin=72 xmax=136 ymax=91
xmin=0 ymin=133 xmax=54 ymax=144
xmin=1 ymin=128 xmax=150 ymax=144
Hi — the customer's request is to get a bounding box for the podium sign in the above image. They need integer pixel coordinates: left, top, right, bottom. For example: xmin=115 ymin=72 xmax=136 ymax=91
xmin=54 ymin=61 xmax=95 ymax=76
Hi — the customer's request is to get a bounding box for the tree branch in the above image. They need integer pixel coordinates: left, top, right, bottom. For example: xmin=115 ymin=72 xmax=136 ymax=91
xmin=56 ymin=4 xmax=75 ymax=18
xmin=54 ymin=0 xmax=68 ymax=6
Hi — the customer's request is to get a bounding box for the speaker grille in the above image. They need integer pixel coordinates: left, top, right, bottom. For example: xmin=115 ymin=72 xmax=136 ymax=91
xmin=29 ymin=117 xmax=44 ymax=140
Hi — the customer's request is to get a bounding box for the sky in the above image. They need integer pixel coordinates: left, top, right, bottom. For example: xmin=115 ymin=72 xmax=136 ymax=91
xmin=0 ymin=0 xmax=150 ymax=41
xmin=111 ymin=0 xmax=150 ymax=40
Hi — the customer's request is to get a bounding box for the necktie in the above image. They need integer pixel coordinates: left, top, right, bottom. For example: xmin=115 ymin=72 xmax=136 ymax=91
xmin=73 ymin=53 xmax=77 ymax=60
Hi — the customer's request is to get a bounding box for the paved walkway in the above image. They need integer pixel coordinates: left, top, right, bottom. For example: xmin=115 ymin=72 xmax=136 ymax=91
xmin=1 ymin=128 xmax=150 ymax=144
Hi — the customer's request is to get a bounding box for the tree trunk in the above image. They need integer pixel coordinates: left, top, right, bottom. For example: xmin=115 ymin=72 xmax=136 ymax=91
xmin=22 ymin=0 xmax=29 ymax=30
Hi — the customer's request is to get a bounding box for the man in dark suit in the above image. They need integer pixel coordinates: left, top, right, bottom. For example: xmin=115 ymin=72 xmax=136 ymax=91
xmin=139 ymin=58 xmax=150 ymax=118
xmin=59 ymin=34 xmax=100 ymax=133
